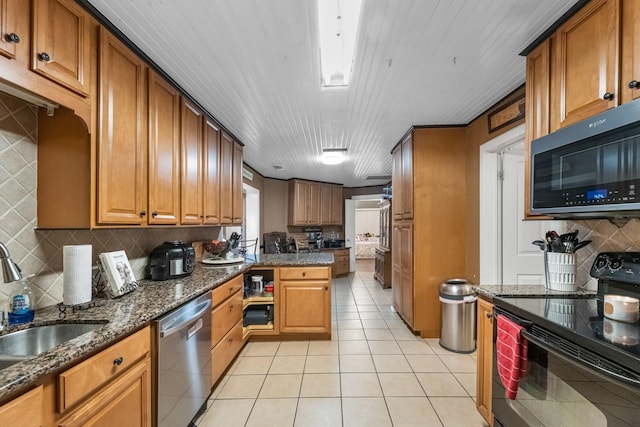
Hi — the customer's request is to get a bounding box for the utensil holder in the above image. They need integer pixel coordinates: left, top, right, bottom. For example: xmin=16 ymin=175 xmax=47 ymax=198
xmin=545 ymin=252 xmax=577 ymax=292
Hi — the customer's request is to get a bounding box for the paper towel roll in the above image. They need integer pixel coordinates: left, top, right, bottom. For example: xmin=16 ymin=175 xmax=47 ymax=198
xmin=63 ymin=245 xmax=92 ymax=305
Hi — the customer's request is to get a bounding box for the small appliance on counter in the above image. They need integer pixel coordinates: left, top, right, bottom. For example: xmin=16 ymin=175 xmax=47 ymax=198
xmin=148 ymin=241 xmax=195 ymax=280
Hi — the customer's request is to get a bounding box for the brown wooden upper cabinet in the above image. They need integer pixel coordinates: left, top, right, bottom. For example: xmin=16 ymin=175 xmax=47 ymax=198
xmin=621 ymin=0 xmax=640 ymax=104
xmin=0 ymin=0 xmax=26 ymax=60
xmin=392 ymin=133 xmax=413 ymax=220
xmin=148 ymin=70 xmax=180 ymax=225
xmin=203 ymin=117 xmax=221 ymax=225
xmin=320 ymin=183 xmax=343 ymax=225
xmin=32 ymin=0 xmax=92 ymax=96
xmin=180 ymin=100 xmax=204 ymax=225
xmin=220 ymin=131 xmax=243 ymax=225
xmin=552 ymin=0 xmax=619 ymax=130
xmin=289 ymin=179 xmax=342 ymax=226
xmin=97 ymin=27 xmax=148 ymax=225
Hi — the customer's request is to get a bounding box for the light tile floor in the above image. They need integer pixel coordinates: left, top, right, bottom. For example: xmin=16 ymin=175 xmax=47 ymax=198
xmin=196 ymin=261 xmax=489 ymax=427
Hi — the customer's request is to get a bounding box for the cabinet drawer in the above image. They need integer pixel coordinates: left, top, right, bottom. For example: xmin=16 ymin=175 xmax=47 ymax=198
xmin=335 ymin=254 xmax=349 ymax=262
xmin=212 ymin=275 xmax=243 ymax=308
xmin=212 ymin=290 xmax=243 ymax=345
xmin=58 ymin=326 xmax=151 ymax=412
xmin=212 ymin=320 xmax=244 ymax=385
xmin=279 ymin=267 xmax=329 ymax=280
xmin=335 ymin=261 xmax=349 ymax=273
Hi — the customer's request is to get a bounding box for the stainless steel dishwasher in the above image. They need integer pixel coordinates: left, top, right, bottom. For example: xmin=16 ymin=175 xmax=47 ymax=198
xmin=155 ymin=290 xmax=212 ymax=427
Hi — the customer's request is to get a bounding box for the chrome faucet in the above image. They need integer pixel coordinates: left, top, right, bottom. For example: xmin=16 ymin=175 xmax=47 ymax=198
xmin=0 ymin=242 xmax=22 ymax=283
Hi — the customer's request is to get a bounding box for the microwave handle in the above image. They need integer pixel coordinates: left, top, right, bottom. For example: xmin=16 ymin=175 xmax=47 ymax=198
xmin=520 ymin=329 xmax=640 ymax=388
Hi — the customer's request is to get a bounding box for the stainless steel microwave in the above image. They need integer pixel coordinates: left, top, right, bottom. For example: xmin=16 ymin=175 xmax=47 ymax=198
xmin=530 ymin=99 xmax=640 ymax=218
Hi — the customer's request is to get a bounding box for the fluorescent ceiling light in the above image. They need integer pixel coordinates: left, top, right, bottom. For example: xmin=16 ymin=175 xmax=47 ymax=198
xmin=321 ymin=147 xmax=347 ymax=165
xmin=318 ymin=0 xmax=362 ymax=88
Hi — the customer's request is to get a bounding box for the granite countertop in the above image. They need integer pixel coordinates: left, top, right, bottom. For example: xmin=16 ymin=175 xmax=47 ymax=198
xmin=474 ymin=284 xmax=596 ymax=300
xmin=0 ymin=252 xmax=334 ymax=401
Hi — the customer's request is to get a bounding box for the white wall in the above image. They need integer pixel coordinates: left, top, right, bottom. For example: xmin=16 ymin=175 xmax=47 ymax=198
xmin=355 ymin=209 xmax=380 ymax=235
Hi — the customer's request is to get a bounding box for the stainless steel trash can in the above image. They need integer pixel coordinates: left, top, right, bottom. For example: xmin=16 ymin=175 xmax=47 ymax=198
xmin=439 ymin=279 xmax=477 ymax=353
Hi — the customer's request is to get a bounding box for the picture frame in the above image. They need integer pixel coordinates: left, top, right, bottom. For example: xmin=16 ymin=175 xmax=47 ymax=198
xmin=487 ymin=94 xmax=526 ymax=133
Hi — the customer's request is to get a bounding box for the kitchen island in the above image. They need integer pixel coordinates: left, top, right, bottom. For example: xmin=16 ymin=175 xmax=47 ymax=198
xmin=0 ymin=252 xmax=334 ymax=404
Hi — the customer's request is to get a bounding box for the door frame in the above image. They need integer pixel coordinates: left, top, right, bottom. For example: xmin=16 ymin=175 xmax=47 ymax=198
xmin=479 ymin=124 xmax=525 ymax=285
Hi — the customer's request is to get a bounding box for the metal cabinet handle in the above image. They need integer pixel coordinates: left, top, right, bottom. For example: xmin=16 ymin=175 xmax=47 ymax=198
xmin=113 ymin=357 xmax=124 ymax=366
xmin=139 ymin=210 xmax=147 ymax=217
xmin=629 ymin=80 xmax=640 ymax=90
xmin=602 ymin=92 xmax=614 ymax=101
xmin=486 ymin=312 xmax=493 ymax=319
xmin=38 ymin=52 xmax=50 ymax=62
xmin=151 ymin=211 xmax=158 ymax=218
xmin=6 ymin=33 xmax=19 ymax=43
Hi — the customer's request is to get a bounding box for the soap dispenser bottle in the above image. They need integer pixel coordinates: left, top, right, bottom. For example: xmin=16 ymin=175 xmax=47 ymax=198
xmin=8 ymin=277 xmax=34 ymax=325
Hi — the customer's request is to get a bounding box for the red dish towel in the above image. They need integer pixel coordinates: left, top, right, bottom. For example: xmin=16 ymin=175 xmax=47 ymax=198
xmin=496 ymin=314 xmax=528 ymax=399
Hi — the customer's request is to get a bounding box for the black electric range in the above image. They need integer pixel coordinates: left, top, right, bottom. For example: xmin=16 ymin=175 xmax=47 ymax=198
xmin=494 ymin=252 xmax=640 ymax=376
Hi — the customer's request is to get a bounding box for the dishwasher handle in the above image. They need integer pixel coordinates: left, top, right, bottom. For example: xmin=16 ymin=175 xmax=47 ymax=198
xmin=160 ymin=299 xmax=212 ymax=338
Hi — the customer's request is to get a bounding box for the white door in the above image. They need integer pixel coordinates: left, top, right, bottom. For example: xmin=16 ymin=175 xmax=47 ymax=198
xmin=344 ymin=199 xmax=356 ymax=272
xmin=501 ymin=151 xmax=562 ymax=284
xmin=479 ymin=124 xmax=564 ymax=285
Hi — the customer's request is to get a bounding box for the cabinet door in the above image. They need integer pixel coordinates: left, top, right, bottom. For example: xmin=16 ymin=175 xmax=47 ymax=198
xmin=32 ymin=0 xmax=91 ymax=96
xmin=0 ymin=385 xmax=43 ymax=427
xmin=288 ymin=180 xmax=308 ymax=225
xmin=553 ymin=0 xmax=619 ymax=129
xmin=621 ymin=0 xmax=640 ymax=104
xmin=59 ymin=358 xmax=151 ymax=427
xmin=203 ymin=117 xmax=221 ymax=224
xmin=232 ymin=141 xmax=243 ymax=224
xmin=148 ymin=71 xmax=180 ymax=225
xmin=97 ymin=28 xmax=147 ymax=225
xmin=400 ymin=224 xmax=413 ymax=326
xmin=330 ymin=185 xmax=342 ymax=225
xmin=391 ymin=146 xmax=403 ymax=220
xmin=0 ymin=0 xmax=27 ymax=60
xmin=392 ymin=225 xmax=403 ymax=314
xmin=220 ymin=131 xmax=234 ymax=224
xmin=180 ymin=100 xmax=203 ymax=225
xmin=306 ymin=182 xmax=321 ymax=225
xmin=279 ymin=280 xmax=330 ymax=334
xmin=476 ymin=298 xmax=494 ymax=425
xmin=320 ymin=184 xmax=332 ymax=224
xmin=525 ymin=39 xmax=551 ymax=219
xmin=401 ymin=134 xmax=413 ymax=219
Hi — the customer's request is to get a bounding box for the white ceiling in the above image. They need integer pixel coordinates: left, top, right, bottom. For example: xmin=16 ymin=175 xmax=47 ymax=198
xmin=85 ymin=0 xmax=578 ymax=188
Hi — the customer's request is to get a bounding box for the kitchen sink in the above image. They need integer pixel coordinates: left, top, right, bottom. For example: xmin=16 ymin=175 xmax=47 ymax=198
xmin=0 ymin=323 xmax=106 ymax=368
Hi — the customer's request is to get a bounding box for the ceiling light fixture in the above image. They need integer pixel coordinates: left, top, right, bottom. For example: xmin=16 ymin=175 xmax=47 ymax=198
xmin=318 ymin=0 xmax=362 ymax=88
xmin=321 ymin=147 xmax=348 ymax=165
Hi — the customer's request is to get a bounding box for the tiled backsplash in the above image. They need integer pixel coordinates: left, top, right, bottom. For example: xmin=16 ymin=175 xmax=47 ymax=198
xmin=0 ymin=93 xmax=220 ymax=310
xmin=566 ymin=219 xmax=640 ymax=289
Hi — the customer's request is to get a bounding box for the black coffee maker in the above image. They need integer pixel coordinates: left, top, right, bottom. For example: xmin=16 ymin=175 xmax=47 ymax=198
xmin=148 ymin=241 xmax=195 ymax=280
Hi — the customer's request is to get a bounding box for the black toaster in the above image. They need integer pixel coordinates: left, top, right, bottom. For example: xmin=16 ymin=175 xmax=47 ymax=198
xmin=148 ymin=241 xmax=195 ymax=280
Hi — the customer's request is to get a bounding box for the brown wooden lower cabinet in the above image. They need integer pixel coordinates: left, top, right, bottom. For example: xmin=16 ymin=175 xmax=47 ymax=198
xmin=374 ymin=247 xmax=391 ymax=288
xmin=331 ymin=248 xmax=350 ymax=277
xmin=476 ymin=298 xmax=494 ymax=426
xmin=0 ymin=385 xmax=43 ymax=427
xmin=279 ymin=267 xmax=331 ymax=335
xmin=58 ymin=358 xmax=151 ymax=427
xmin=212 ymin=320 xmax=244 ymax=385
xmin=211 ymin=275 xmax=245 ymax=386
